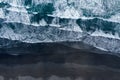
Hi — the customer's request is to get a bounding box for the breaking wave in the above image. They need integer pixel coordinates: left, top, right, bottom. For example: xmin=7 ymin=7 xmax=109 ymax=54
xmin=0 ymin=0 xmax=120 ymax=53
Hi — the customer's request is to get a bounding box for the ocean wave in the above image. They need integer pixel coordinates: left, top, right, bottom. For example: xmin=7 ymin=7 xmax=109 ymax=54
xmin=0 ymin=0 xmax=120 ymax=53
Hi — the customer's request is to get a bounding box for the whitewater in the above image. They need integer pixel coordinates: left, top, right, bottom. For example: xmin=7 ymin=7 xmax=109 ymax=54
xmin=0 ymin=0 xmax=120 ymax=53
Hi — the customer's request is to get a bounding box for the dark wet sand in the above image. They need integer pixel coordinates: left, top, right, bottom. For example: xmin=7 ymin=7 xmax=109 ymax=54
xmin=0 ymin=42 xmax=120 ymax=80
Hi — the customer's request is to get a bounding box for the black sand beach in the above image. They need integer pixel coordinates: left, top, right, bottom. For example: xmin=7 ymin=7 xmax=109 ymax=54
xmin=0 ymin=42 xmax=120 ymax=80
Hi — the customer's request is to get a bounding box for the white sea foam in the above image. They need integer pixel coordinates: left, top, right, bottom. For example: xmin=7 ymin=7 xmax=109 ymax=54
xmin=0 ymin=8 xmax=5 ymax=18
xmin=91 ymin=30 xmax=120 ymax=40
xmin=0 ymin=0 xmax=120 ymax=53
xmin=52 ymin=6 xmax=82 ymax=19
xmin=6 ymin=7 xmax=28 ymax=13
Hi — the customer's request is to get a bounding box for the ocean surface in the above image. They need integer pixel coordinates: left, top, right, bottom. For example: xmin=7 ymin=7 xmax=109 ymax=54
xmin=0 ymin=0 xmax=120 ymax=80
